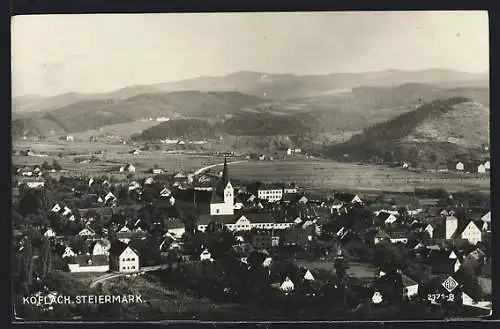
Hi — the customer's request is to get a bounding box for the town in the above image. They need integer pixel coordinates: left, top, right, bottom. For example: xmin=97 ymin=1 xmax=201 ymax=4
xmin=12 ymin=155 xmax=491 ymax=320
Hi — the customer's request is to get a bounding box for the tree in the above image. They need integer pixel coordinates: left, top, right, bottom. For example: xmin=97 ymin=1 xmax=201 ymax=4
xmin=41 ymin=161 xmax=51 ymax=171
xmin=41 ymin=237 xmax=53 ymax=279
xmin=21 ymin=239 xmax=34 ymax=294
xmin=52 ymin=160 xmax=62 ymax=171
xmin=17 ymin=190 xmax=43 ymax=217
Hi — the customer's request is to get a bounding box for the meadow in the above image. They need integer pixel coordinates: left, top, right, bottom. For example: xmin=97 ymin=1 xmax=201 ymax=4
xmin=223 ymin=160 xmax=490 ymax=193
xmin=12 ymin=140 xmax=223 ymax=177
xmin=13 ymin=140 xmax=490 ymax=193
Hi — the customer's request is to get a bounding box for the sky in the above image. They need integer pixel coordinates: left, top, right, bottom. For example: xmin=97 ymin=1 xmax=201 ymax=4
xmin=11 ymin=11 xmax=489 ymax=97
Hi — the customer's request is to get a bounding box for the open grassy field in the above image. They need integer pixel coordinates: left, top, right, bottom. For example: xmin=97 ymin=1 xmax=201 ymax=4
xmin=12 ymin=140 xmax=226 ymax=177
xmin=13 ymin=140 xmax=489 ymax=193
xmin=221 ymin=160 xmax=490 ymax=193
xmin=63 ymin=120 xmax=162 ymax=140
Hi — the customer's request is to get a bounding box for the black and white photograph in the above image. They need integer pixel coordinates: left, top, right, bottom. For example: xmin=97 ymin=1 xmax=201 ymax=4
xmin=11 ymin=11 xmax=491 ymax=321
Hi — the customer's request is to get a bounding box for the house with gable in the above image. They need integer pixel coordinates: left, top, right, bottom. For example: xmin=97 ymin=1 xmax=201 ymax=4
xmin=377 ymin=211 xmax=398 ymax=226
xmin=90 ymin=240 xmax=111 ymax=256
xmin=61 ymin=246 xmax=77 ymax=259
xmin=78 ymin=227 xmax=96 ymax=237
xmin=445 ymin=215 xmax=483 ymax=245
xmin=334 ymin=192 xmax=363 ymax=205
xmin=480 ymin=211 xmax=490 ymax=232
xmin=109 ymin=241 xmax=140 ymax=272
xmin=401 ymin=274 xmax=419 ymax=299
xmin=165 ymin=218 xmax=185 ymax=239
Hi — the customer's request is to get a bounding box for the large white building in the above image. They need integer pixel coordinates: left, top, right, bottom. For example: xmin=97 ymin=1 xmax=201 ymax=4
xmin=257 ymin=187 xmax=283 ymax=203
xmin=110 ymin=241 xmax=140 ymax=272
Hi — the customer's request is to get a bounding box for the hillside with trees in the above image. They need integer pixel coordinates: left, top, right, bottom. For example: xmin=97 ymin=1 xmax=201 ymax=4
xmin=132 ymin=111 xmax=320 ymax=141
xmin=11 ymin=91 xmax=268 ymax=137
xmin=324 ymin=97 xmax=490 ymax=164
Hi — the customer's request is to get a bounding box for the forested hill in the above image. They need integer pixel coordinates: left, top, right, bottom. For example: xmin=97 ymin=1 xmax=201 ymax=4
xmin=132 ymin=112 xmax=320 ymax=141
xmin=325 ymin=97 xmax=490 ymax=164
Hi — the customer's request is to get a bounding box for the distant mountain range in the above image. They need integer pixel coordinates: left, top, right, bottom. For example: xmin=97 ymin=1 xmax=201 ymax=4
xmin=12 ymin=69 xmax=488 ymax=113
xmin=11 ymin=69 xmax=490 ymax=165
xmin=11 ymin=82 xmax=489 ymax=140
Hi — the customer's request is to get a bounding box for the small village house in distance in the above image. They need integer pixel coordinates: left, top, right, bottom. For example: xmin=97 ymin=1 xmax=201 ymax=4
xmin=109 ymin=241 xmax=140 ymax=272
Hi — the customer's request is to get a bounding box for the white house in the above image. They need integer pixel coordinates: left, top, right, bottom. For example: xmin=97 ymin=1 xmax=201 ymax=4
xmin=200 ymin=249 xmax=212 ymax=261
xmin=286 ymin=148 xmax=293 ymax=156
xmin=120 ymin=164 xmax=136 ymax=173
xmin=384 ymin=214 xmax=398 ymax=225
xmin=460 ymin=221 xmax=483 ymax=245
xmin=478 ymin=164 xmax=486 ymax=174
xmin=62 ymin=206 xmax=72 ymax=216
xmin=456 ymin=162 xmax=464 ymax=171
xmin=51 ymin=204 xmax=62 ymax=213
xmin=280 ymin=277 xmax=295 ymax=293
xmin=91 ymin=240 xmax=110 ymax=256
xmin=447 ymin=216 xmax=482 ymax=245
xmin=372 ymin=291 xmax=383 ymax=304
xmin=484 ymin=161 xmax=490 ymax=171
xmin=26 ymin=181 xmax=45 ymax=189
xmin=152 ymin=168 xmax=164 ymax=174
xmin=481 ymin=211 xmax=491 ymax=232
xmin=78 ymin=227 xmax=96 ymax=237
xmin=104 ymin=192 xmax=117 ymax=204
xmin=303 ymin=269 xmax=315 ymax=281
xmin=110 ymin=242 xmax=140 ymax=272
xmin=61 ymin=247 xmax=76 ymax=259
xmin=257 ymin=186 xmax=283 ymax=203
xmin=424 ymin=224 xmax=434 ymax=238
xmin=283 ymin=186 xmax=298 ymax=194
xmin=44 ymin=228 xmax=56 ymax=238
xmin=402 ymin=274 xmax=419 ymax=299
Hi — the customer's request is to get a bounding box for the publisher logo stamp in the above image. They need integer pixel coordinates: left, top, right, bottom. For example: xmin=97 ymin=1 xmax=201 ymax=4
xmin=442 ymin=276 xmax=459 ymax=293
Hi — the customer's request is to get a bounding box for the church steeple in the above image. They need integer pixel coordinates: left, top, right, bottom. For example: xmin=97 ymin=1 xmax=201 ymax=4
xmin=222 ymin=157 xmax=229 ymax=186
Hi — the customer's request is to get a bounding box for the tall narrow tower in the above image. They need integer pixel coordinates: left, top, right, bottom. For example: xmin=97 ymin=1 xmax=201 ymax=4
xmin=222 ymin=157 xmax=229 ymax=187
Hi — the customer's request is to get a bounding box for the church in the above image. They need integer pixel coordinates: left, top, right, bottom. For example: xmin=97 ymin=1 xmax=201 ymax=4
xmin=209 ymin=157 xmax=234 ymax=215
xmin=172 ymin=157 xmax=235 ymax=217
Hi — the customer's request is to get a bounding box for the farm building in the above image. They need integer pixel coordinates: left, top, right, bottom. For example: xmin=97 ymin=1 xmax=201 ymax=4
xmin=119 ymin=164 xmax=136 ymax=173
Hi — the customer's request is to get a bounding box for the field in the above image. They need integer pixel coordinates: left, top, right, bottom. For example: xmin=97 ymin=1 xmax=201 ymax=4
xmin=12 ymin=140 xmax=225 ymax=177
xmin=12 ymin=140 xmax=490 ymax=193
xmin=64 ymin=120 xmax=162 ymax=141
xmin=222 ymin=160 xmax=490 ymax=193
